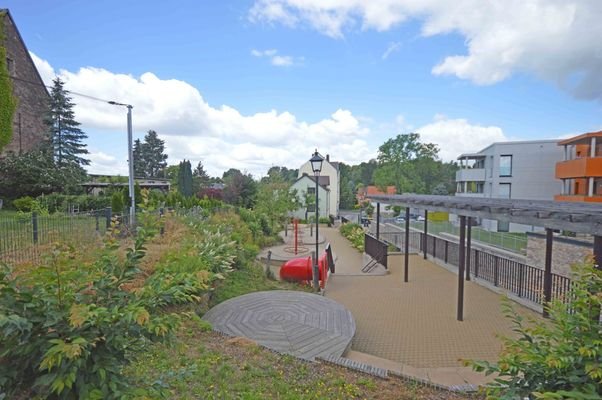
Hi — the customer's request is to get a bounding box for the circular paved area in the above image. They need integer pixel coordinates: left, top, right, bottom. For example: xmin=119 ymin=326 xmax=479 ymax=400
xmin=203 ymin=290 xmax=356 ymax=361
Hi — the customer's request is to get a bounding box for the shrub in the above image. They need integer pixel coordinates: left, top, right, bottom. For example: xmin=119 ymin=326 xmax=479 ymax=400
xmin=110 ymin=191 xmax=124 ymax=214
xmin=12 ymin=195 xmax=35 ymax=212
xmin=0 ymin=229 xmax=180 ymax=399
xmin=340 ymin=223 xmax=364 ymax=252
xmin=468 ymin=261 xmax=602 ymax=399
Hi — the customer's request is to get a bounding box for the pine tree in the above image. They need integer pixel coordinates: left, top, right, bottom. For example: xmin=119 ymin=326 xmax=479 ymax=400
xmin=46 ymin=77 xmax=89 ymax=167
xmin=193 ymin=160 xmax=210 ymax=193
xmin=132 ymin=130 xmax=168 ymax=178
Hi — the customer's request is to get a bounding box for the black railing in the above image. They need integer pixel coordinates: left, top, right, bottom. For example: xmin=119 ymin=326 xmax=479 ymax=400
xmin=364 ymin=233 xmax=388 ymax=269
xmin=377 ymin=230 xmax=572 ymax=306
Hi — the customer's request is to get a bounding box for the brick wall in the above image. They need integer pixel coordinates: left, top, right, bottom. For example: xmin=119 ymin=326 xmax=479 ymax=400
xmin=526 ymin=232 xmax=592 ymax=277
xmin=1 ymin=11 xmax=49 ymax=156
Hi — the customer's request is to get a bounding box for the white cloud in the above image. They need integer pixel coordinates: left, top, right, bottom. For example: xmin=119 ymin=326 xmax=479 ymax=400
xmin=29 ymin=52 xmax=56 ymax=85
xmin=249 ymin=0 xmax=602 ymax=101
xmin=416 ymin=116 xmax=508 ymax=162
xmin=30 ymin=53 xmax=373 ymax=177
xmin=382 ymin=41 xmax=402 ymax=60
xmin=250 ymin=48 xmax=300 ymax=67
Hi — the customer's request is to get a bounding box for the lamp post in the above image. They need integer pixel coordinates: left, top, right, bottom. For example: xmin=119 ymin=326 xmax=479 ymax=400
xmin=310 ymin=150 xmax=324 ymax=291
xmin=108 ymin=101 xmax=135 ymax=226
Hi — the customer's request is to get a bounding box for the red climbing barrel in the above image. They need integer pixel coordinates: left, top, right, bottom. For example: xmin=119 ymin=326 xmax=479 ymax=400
xmin=279 ymin=253 xmax=329 ymax=286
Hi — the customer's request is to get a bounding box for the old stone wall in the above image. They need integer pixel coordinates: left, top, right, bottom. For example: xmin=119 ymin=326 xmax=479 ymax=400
xmin=526 ymin=232 xmax=592 ymax=277
xmin=1 ymin=11 xmax=49 ymax=156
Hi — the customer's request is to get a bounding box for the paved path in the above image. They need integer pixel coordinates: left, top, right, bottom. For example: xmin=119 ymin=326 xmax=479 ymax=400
xmin=320 ymin=226 xmax=541 ymax=387
xmin=202 ymin=290 xmax=356 ymax=361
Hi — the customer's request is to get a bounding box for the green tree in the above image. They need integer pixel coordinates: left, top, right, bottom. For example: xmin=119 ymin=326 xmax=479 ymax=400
xmin=0 ymin=146 xmax=86 ymax=200
xmin=263 ymin=166 xmax=298 ymax=184
xmin=222 ymin=168 xmax=257 ymax=208
xmin=255 ymin=175 xmax=300 ymax=232
xmin=0 ymin=14 xmax=17 ymax=152
xmin=133 ymin=130 xmax=168 ymax=178
xmin=46 ymin=77 xmax=89 ymax=167
xmin=177 ymin=160 xmax=193 ymax=197
xmin=193 ymin=160 xmax=210 ymax=194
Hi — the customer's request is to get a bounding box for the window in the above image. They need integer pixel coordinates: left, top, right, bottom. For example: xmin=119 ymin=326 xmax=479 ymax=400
xmin=498 ymin=183 xmax=511 ymax=199
xmin=497 ymin=221 xmax=510 ymax=232
xmin=499 ymin=155 xmax=512 ymax=176
xmin=6 ymin=58 xmax=14 ymax=74
xmin=307 ymin=187 xmax=316 ymax=195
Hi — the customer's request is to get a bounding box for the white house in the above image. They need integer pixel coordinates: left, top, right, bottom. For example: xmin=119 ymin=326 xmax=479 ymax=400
xmin=297 ymin=154 xmax=340 ymax=217
xmin=290 ymin=174 xmax=330 ymax=220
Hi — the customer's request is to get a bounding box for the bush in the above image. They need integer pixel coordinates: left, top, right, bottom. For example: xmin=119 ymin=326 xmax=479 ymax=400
xmin=12 ymin=195 xmax=35 ymax=212
xmin=0 ymin=230 xmax=180 ymax=399
xmin=111 ymin=191 xmax=124 ymax=214
xmin=468 ymin=261 xmax=602 ymax=399
xmin=340 ymin=223 xmax=364 ymax=252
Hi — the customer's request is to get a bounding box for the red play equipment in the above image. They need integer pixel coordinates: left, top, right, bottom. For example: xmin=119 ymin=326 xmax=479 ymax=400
xmin=279 ymin=251 xmax=330 ymax=288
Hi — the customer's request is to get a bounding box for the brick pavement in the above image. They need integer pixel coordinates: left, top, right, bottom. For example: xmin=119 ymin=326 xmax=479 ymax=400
xmin=320 ymin=227 xmax=541 ymax=386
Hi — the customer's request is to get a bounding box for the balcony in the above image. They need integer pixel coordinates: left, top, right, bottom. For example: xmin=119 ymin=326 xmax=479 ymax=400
xmin=456 ymin=168 xmax=486 ymax=182
xmin=556 ymin=157 xmax=602 ymax=179
xmin=554 ymin=194 xmax=602 ymax=203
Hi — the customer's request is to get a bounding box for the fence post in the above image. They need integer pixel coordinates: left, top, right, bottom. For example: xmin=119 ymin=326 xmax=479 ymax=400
xmin=494 ymin=256 xmax=499 ymax=287
xmin=32 ymin=212 xmax=38 ymax=244
xmin=474 ymin=249 xmax=479 ymax=278
xmin=160 ymin=207 xmax=165 ymax=236
xmin=432 ymin=236 xmax=436 ymax=258
xmin=105 ymin=207 xmax=112 ymax=230
xmin=95 ymin=212 xmax=99 ymax=232
xmin=444 ymin=240 xmax=448 ymax=263
xmin=518 ymin=265 xmax=525 ymax=298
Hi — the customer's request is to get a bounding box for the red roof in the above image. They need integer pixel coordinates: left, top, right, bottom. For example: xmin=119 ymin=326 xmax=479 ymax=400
xmin=365 ymin=186 xmax=396 ymax=195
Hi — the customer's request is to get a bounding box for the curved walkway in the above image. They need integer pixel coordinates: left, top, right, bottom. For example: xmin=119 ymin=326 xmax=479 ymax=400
xmin=202 ymin=290 xmax=356 ymax=361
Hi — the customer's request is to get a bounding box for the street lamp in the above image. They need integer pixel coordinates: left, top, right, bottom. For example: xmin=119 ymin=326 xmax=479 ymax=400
xmin=108 ymin=101 xmax=135 ymax=226
xmin=310 ymin=150 xmax=324 ymax=291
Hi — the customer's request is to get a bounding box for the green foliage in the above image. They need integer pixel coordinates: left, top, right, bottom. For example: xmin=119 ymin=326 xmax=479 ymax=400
xmin=340 ymin=223 xmax=364 ymax=252
xmin=0 ymin=146 xmax=87 ymax=200
xmin=36 ymin=193 xmax=111 ymax=213
xmin=468 ymin=261 xmax=602 ymax=399
xmin=0 ymin=229 xmax=182 ymax=399
xmin=192 ymin=160 xmax=210 ymax=194
xmin=46 ymin=77 xmax=90 ymax=167
xmin=0 ymin=16 xmax=17 ymax=152
xmin=12 ymin=196 xmax=35 ymax=212
xmin=255 ymin=175 xmax=300 ymax=234
xmin=177 ymin=159 xmax=193 ymax=197
xmin=110 ymin=190 xmax=124 ymax=214
xmin=133 ymin=130 xmax=168 ymax=178
xmin=222 ymin=168 xmax=257 ymax=208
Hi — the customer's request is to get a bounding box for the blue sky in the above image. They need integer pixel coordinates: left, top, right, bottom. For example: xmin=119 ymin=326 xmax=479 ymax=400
xmin=5 ymin=0 xmax=602 ymax=176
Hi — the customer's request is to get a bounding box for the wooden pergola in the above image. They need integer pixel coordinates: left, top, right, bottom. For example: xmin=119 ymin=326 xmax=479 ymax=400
xmin=367 ymin=194 xmax=602 ymax=321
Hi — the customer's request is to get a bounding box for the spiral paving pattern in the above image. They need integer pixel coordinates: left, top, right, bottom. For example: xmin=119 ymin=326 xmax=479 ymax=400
xmin=203 ymin=290 xmax=356 ymax=360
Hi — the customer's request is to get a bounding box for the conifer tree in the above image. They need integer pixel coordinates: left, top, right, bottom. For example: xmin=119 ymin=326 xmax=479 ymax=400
xmin=132 ymin=130 xmax=167 ymax=178
xmin=177 ymin=160 xmax=193 ymax=197
xmin=46 ymin=77 xmax=89 ymax=167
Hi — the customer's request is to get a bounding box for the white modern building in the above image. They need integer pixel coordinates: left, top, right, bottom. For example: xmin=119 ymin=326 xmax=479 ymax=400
xmin=455 ymin=140 xmax=563 ymax=232
xmin=297 ymin=154 xmax=340 ymax=217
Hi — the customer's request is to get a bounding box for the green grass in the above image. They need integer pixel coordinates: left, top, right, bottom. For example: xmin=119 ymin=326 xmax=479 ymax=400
xmin=210 ymin=260 xmax=309 ymax=307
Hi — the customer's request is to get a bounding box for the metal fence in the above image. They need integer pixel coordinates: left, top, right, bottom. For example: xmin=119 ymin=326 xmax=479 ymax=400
xmin=0 ymin=208 xmax=125 ymax=266
xmin=378 ymin=229 xmax=572 ymax=306
xmin=364 ymin=233 xmax=388 ymax=269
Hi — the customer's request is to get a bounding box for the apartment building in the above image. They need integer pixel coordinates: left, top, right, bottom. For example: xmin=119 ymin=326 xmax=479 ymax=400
xmin=455 ymin=140 xmax=563 ymax=232
xmin=555 ymin=131 xmax=602 ymax=203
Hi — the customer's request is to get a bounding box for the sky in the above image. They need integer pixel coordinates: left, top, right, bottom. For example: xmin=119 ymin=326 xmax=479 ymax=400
xmin=5 ymin=0 xmax=602 ymax=177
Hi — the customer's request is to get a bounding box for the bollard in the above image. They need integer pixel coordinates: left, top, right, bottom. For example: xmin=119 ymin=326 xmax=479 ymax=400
xmin=160 ymin=208 xmax=165 ymax=236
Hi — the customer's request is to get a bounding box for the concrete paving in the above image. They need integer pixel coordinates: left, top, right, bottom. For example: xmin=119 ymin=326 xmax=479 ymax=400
xmin=320 ymin=226 xmax=540 ymax=387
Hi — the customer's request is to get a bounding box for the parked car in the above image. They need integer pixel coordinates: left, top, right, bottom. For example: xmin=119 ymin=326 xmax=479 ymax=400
xmin=416 ymin=215 xmax=425 ymax=222
xmin=395 ymin=216 xmax=405 ymax=224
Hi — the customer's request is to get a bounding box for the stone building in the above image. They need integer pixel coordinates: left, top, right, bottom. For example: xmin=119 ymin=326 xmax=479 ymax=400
xmin=1 ymin=9 xmax=49 ymax=156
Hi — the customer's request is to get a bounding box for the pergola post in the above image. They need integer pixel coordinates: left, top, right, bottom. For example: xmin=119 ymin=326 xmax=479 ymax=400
xmin=423 ymin=210 xmax=428 ymax=260
xmin=404 ymin=206 xmax=410 ymax=283
xmin=376 ymin=202 xmax=380 ymax=240
xmin=543 ymin=228 xmax=553 ymax=318
xmin=466 ymin=217 xmax=472 ymax=281
xmin=457 ymin=215 xmax=466 ymax=321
